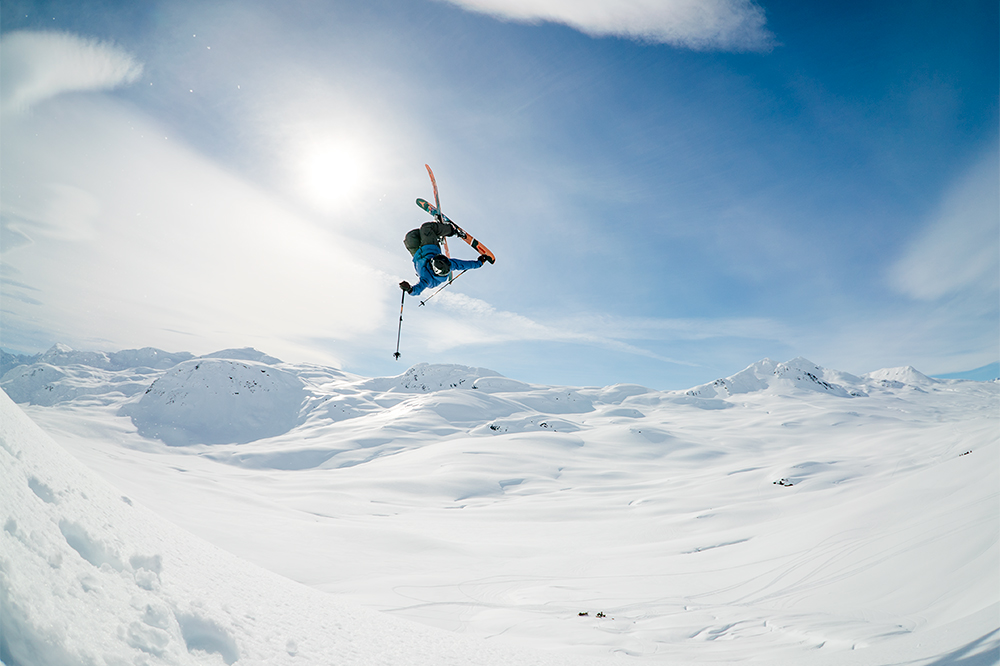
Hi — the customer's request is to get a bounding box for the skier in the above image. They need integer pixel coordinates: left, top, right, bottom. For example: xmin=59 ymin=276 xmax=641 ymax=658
xmin=399 ymin=220 xmax=489 ymax=297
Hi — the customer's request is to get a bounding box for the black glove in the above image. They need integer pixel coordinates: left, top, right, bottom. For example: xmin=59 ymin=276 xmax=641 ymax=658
xmin=399 ymin=281 xmax=412 ymax=293
xmin=478 ymin=255 xmax=489 ymax=265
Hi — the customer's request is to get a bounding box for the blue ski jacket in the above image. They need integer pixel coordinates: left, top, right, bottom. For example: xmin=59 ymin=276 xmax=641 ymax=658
xmin=409 ymin=244 xmax=482 ymax=296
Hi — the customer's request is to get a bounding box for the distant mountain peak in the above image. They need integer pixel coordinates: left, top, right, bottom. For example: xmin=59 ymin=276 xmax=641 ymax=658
xmin=683 ymin=357 xmax=863 ymax=399
xmin=865 ymin=366 xmax=937 ymax=386
xmin=198 ymin=348 xmax=282 ymax=365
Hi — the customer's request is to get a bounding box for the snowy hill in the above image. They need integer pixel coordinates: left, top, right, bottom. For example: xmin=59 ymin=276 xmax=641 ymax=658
xmin=123 ymin=358 xmax=308 ymax=445
xmin=2 ymin=346 xmax=998 ymax=664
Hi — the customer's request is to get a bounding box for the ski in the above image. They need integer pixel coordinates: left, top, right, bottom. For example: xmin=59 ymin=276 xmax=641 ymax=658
xmin=426 ymin=164 xmax=444 ymax=224
xmin=425 ymin=164 xmax=453 ymax=278
xmin=416 ymin=197 xmax=496 ymax=263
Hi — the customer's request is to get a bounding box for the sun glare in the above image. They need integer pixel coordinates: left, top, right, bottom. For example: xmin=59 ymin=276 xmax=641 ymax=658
xmin=299 ymin=137 xmax=367 ymax=211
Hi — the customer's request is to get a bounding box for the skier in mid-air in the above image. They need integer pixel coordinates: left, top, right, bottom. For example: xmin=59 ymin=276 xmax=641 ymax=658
xmin=399 ymin=220 xmax=489 ymax=297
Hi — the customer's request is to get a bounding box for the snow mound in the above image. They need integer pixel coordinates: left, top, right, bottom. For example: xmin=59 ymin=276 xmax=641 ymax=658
xmin=125 ymin=359 xmax=307 ymax=445
xmin=683 ymin=357 xmax=864 ymax=399
xmin=1 ymin=364 xmax=73 ymax=405
xmin=472 ymin=376 xmax=533 ymax=393
xmin=511 ymin=388 xmax=595 ymax=415
xmin=361 ymin=363 xmax=501 ymax=393
xmin=472 ymin=415 xmax=582 ymax=435
xmin=584 ymin=383 xmax=652 ymax=404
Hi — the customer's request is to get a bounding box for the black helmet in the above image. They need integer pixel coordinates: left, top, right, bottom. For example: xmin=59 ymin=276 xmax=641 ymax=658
xmin=430 ymin=254 xmax=452 ymax=276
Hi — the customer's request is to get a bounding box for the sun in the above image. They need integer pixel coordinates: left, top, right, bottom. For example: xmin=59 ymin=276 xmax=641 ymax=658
xmin=298 ymin=136 xmax=367 ymax=211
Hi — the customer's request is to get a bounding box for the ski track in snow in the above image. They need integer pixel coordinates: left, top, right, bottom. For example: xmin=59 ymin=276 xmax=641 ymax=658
xmin=2 ymin=346 xmax=998 ymax=665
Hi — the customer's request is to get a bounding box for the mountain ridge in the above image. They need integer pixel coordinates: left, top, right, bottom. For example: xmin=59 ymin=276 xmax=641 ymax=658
xmin=0 ymin=344 xmax=980 ymax=450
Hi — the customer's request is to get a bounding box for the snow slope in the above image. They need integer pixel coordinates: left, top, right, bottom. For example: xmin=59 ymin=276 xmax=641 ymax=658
xmin=2 ymin=346 xmax=998 ymax=664
xmin=0 ymin=389 xmax=598 ymax=666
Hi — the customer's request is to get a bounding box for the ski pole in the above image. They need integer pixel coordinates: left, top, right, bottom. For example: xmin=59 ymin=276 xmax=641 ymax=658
xmin=419 ymin=270 xmax=468 ymax=307
xmin=393 ymin=289 xmax=406 ymax=359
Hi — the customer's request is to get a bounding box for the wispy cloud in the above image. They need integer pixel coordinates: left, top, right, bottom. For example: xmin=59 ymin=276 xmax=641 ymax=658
xmin=438 ymin=0 xmax=774 ymax=51
xmin=889 ymin=147 xmax=1000 ymax=300
xmin=0 ymin=31 xmax=143 ymax=114
xmin=2 ymin=184 xmax=102 ymax=246
xmin=413 ymin=291 xmax=785 ymax=366
xmin=0 ymin=93 xmax=390 ymax=363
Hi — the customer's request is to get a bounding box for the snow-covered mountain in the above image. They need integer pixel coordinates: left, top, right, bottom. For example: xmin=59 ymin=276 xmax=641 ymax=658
xmin=4 ymin=342 xmax=196 ymax=372
xmin=2 ymin=345 xmax=998 ymax=665
xmin=684 ymin=357 xmax=862 ymax=398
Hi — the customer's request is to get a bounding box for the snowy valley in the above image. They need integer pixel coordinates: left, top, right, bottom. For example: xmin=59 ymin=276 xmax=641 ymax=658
xmin=1 ymin=345 xmax=997 ymax=665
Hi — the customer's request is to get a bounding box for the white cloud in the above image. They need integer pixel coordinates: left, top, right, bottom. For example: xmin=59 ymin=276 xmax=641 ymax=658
xmin=438 ymin=0 xmax=774 ymax=51
xmin=412 ymin=290 xmax=784 ymax=366
xmin=2 ymin=183 xmax=102 ymax=244
xmin=0 ymin=31 xmax=143 ymax=114
xmin=890 ymin=148 xmax=1000 ymax=300
xmin=0 ymin=95 xmax=389 ymax=364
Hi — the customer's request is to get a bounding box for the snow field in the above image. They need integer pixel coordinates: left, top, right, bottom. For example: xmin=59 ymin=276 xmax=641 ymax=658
xmin=2 ymin=347 xmax=998 ymax=664
xmin=0 ymin=389 xmax=601 ymax=666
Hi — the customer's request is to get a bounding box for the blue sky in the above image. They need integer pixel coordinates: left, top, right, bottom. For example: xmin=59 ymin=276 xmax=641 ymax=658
xmin=1 ymin=0 xmax=997 ymax=389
